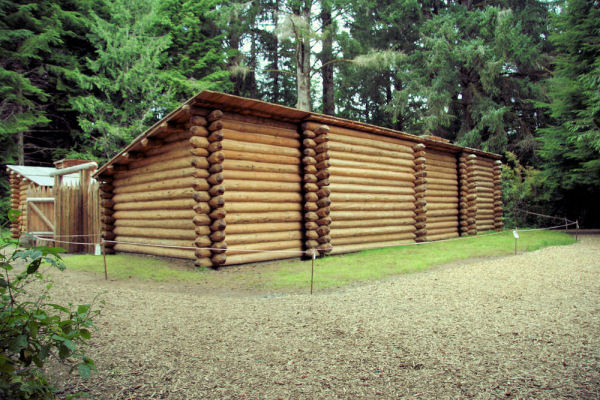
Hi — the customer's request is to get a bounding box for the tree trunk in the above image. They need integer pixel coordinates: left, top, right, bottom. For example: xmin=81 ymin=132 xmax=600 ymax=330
xmin=271 ymin=0 xmax=280 ymax=103
xmin=294 ymin=3 xmax=312 ymax=111
xmin=321 ymin=1 xmax=334 ymax=115
xmin=17 ymin=131 xmax=24 ymax=165
xmin=228 ymin=31 xmax=243 ymax=96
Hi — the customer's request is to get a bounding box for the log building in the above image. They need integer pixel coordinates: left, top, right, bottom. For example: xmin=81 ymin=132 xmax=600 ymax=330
xmin=6 ymin=161 xmax=85 ymax=238
xmin=94 ymin=91 xmax=503 ymax=267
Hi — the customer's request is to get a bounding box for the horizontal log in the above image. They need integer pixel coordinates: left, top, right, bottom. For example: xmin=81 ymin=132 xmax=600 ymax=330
xmin=426 ymin=159 xmax=457 ymax=170
xmin=225 ymin=211 xmax=302 ymax=224
xmin=426 ymin=220 xmax=458 ymax=230
xmin=425 ymin=196 xmax=459 ymax=204
xmin=113 ymin=227 xmax=196 ymax=240
xmin=331 ymin=225 xmax=416 ymax=239
xmin=221 ymin=118 xmax=299 ymax=139
xmin=223 ymin=169 xmax=300 ymax=183
xmin=112 ymin=209 xmax=194 ymax=220
xmin=425 ymin=189 xmax=459 ymax=197
xmin=328 ymin=139 xmax=413 ymax=161
xmin=114 ymin=235 xmax=193 ymax=248
xmin=425 ymin=215 xmax=458 ymax=223
xmin=222 ymin=159 xmax=299 ymax=175
xmin=143 ymin=139 xmax=191 ymax=158
xmin=209 ymin=208 xmax=226 ymax=220
xmin=331 ymin=210 xmax=415 ymax=220
xmin=425 ymin=164 xmax=457 ymax=174
xmin=220 ymin=128 xmax=300 ymax=149
xmin=207 ymin=151 xmax=225 ymax=165
xmin=227 ymin=230 xmax=302 ymax=245
xmin=113 ymin=167 xmax=195 ymax=188
xmin=426 ymin=171 xmax=458 ymax=181
xmin=328 ymin=150 xmax=414 ymax=168
xmin=189 ymin=125 xmax=209 ymax=138
xmin=222 ymin=139 xmax=301 ymax=158
xmin=425 ymin=183 xmax=460 ymax=192
xmin=330 ymin=240 xmax=415 ymax=255
xmin=227 ymin=240 xmax=303 ymax=256
xmin=224 ymin=250 xmax=298 ymax=266
xmin=329 ymin=183 xmax=414 ymax=195
xmin=326 ymin=131 xmax=413 ymax=154
xmin=427 ymin=226 xmax=459 ymax=235
xmin=426 ymin=150 xmax=457 ymax=162
xmin=225 ymin=179 xmax=300 ymax=192
xmin=114 ymin=244 xmax=195 ymax=260
xmin=424 ymin=177 xmax=459 ymax=186
xmin=114 ymin=198 xmax=195 ymax=211
xmin=114 ymin=219 xmax=194 ymax=229
xmin=427 ymin=209 xmax=459 ymax=217
xmin=127 ymin=149 xmax=192 ymax=170
xmin=331 ymin=201 xmax=415 ymax=212
xmin=330 ymin=193 xmax=413 ymax=203
xmin=332 ymin=232 xmax=416 ymax=246
xmin=329 ymin=157 xmax=414 ymax=175
xmin=224 ymin=150 xmax=299 ymax=166
xmin=331 ymin=217 xmax=415 ymax=229
xmin=226 ymin=222 xmax=302 ymax=235
xmin=427 ymin=232 xmax=459 ymax=241
xmin=224 ymin=191 xmax=302 ymax=203
xmin=304 ymin=202 xmax=318 ymax=211
xmin=226 ymin=202 xmax=301 ymax=213
xmin=329 ymin=175 xmax=415 ymax=189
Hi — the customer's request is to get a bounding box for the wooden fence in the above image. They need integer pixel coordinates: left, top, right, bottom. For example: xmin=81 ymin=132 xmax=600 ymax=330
xmin=54 ymin=180 xmax=100 ymax=253
xmin=26 ymin=186 xmax=54 ymax=235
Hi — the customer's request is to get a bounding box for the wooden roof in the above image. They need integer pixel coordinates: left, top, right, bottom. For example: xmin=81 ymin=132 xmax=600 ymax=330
xmin=94 ymin=90 xmax=501 ymax=177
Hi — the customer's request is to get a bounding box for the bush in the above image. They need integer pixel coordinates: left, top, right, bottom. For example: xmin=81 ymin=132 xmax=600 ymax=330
xmin=0 ymin=218 xmax=101 ymax=399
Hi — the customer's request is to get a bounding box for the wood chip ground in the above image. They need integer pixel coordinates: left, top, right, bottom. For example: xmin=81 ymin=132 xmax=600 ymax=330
xmin=49 ymin=235 xmax=599 ymax=399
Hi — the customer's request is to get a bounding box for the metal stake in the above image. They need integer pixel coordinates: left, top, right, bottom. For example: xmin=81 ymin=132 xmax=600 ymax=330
xmin=310 ymin=249 xmax=316 ymax=295
xmin=102 ymin=240 xmax=108 ymax=280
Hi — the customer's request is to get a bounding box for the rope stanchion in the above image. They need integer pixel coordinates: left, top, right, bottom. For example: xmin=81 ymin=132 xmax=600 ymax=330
xmin=29 ymin=219 xmax=578 ymax=293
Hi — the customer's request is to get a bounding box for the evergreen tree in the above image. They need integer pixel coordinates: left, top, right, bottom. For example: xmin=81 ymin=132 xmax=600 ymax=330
xmin=536 ymin=0 xmax=600 ymax=225
xmin=0 ymin=0 xmax=90 ymax=165
xmin=392 ymin=1 xmax=551 ymax=156
xmin=70 ymin=0 xmax=178 ymax=160
xmin=155 ymin=0 xmax=232 ymax=98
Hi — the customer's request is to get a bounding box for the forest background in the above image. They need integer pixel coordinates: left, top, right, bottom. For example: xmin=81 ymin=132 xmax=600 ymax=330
xmin=1 ymin=0 xmax=598 ymax=227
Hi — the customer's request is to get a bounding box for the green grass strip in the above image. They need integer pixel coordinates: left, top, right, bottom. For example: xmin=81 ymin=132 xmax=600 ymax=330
xmin=63 ymin=230 xmax=575 ymax=291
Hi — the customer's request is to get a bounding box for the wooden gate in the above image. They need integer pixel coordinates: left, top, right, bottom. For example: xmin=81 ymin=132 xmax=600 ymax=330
xmin=26 ymin=186 xmax=55 ymax=236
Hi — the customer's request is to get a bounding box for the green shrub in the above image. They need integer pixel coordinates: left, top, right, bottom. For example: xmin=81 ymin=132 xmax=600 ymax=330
xmin=0 ymin=216 xmax=100 ymax=399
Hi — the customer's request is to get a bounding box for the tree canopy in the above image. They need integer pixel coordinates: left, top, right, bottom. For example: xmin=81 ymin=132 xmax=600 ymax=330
xmin=0 ymin=0 xmax=598 ymax=225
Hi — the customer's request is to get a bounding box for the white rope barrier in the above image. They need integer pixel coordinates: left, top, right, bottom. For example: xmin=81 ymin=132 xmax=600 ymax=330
xmin=29 ymin=221 xmax=578 ymax=256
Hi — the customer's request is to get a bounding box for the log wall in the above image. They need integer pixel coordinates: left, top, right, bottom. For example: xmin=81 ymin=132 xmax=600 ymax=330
xmin=307 ymin=122 xmax=418 ymax=254
xmin=8 ymin=171 xmax=23 ymax=238
xmin=473 ymin=156 xmax=497 ymax=232
xmin=98 ymin=108 xmax=502 ymax=266
xmin=105 ymin=118 xmax=197 ymax=260
xmin=424 ymin=149 xmax=459 ymax=241
xmin=221 ymin=113 xmax=304 ymax=265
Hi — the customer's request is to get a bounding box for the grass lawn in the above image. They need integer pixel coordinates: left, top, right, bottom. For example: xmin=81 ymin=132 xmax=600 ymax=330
xmin=61 ymin=229 xmax=576 ymax=292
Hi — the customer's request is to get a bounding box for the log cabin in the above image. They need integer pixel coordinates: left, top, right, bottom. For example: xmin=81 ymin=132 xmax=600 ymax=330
xmin=93 ymin=91 xmax=503 ymax=267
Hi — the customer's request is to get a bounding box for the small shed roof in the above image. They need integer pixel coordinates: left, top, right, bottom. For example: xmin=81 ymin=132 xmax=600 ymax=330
xmin=6 ymin=165 xmax=80 ymax=187
xmin=94 ymin=90 xmax=502 ymax=177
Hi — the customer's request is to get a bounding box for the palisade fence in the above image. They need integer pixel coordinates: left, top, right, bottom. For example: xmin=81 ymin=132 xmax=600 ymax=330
xmin=51 ymin=163 xmax=101 ymax=253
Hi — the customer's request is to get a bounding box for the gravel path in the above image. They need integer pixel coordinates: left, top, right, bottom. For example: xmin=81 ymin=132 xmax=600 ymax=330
xmin=51 ymin=236 xmax=600 ymax=399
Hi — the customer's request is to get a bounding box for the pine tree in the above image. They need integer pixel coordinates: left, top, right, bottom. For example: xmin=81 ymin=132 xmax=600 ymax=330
xmin=70 ymin=0 xmax=178 ymax=160
xmin=0 ymin=0 xmax=90 ymax=165
xmin=536 ymin=0 xmax=600 ymax=225
xmin=155 ymin=0 xmax=232 ymax=97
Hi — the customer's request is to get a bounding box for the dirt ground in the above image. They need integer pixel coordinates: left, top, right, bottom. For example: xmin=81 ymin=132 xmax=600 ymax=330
xmin=48 ymin=235 xmax=600 ymax=399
